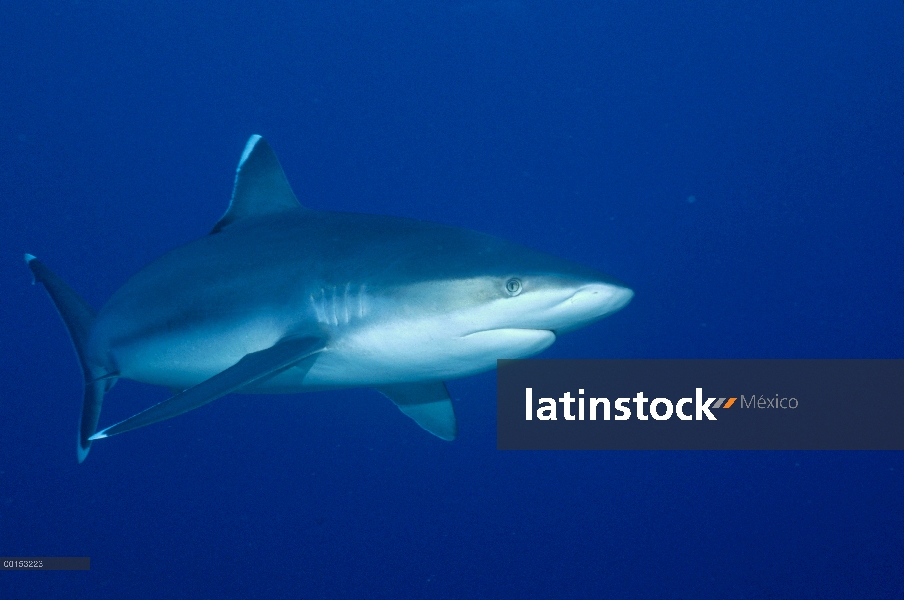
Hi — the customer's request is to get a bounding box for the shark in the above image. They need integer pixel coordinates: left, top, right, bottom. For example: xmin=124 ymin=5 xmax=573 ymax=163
xmin=26 ymin=135 xmax=633 ymax=462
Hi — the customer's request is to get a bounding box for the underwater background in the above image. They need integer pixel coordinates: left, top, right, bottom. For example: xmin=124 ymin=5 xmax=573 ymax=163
xmin=2 ymin=1 xmax=902 ymax=598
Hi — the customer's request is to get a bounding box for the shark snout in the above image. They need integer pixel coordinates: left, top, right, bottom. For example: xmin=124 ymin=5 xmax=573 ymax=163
xmin=550 ymin=281 xmax=633 ymax=334
xmin=570 ymin=282 xmax=633 ymax=313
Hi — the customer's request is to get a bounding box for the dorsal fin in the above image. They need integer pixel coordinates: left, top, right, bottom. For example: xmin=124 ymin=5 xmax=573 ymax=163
xmin=211 ymin=135 xmax=304 ymax=233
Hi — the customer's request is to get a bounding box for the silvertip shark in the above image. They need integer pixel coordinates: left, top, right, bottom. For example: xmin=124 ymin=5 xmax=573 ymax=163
xmin=26 ymin=135 xmax=633 ymax=462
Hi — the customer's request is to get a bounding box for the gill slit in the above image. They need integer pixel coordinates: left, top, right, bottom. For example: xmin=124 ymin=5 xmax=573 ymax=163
xmin=309 ymin=283 xmax=369 ymax=327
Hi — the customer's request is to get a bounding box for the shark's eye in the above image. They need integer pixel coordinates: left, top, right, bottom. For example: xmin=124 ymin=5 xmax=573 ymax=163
xmin=504 ymin=278 xmax=523 ymax=296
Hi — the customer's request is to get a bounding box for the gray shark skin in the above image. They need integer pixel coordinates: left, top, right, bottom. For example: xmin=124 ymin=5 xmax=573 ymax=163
xmin=27 ymin=135 xmax=633 ymax=462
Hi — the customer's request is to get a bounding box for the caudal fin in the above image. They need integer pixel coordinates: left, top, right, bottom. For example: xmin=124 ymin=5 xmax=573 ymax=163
xmin=25 ymin=254 xmax=114 ymax=462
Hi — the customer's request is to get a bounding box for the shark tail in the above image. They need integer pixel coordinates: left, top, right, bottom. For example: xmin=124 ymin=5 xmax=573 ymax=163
xmin=25 ymin=254 xmax=116 ymax=462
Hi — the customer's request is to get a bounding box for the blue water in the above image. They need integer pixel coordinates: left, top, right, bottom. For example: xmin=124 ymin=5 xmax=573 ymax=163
xmin=2 ymin=1 xmax=902 ymax=598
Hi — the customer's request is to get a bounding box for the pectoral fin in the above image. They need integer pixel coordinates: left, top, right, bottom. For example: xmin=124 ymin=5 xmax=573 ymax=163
xmin=378 ymin=381 xmax=457 ymax=441
xmin=90 ymin=336 xmax=326 ymax=440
